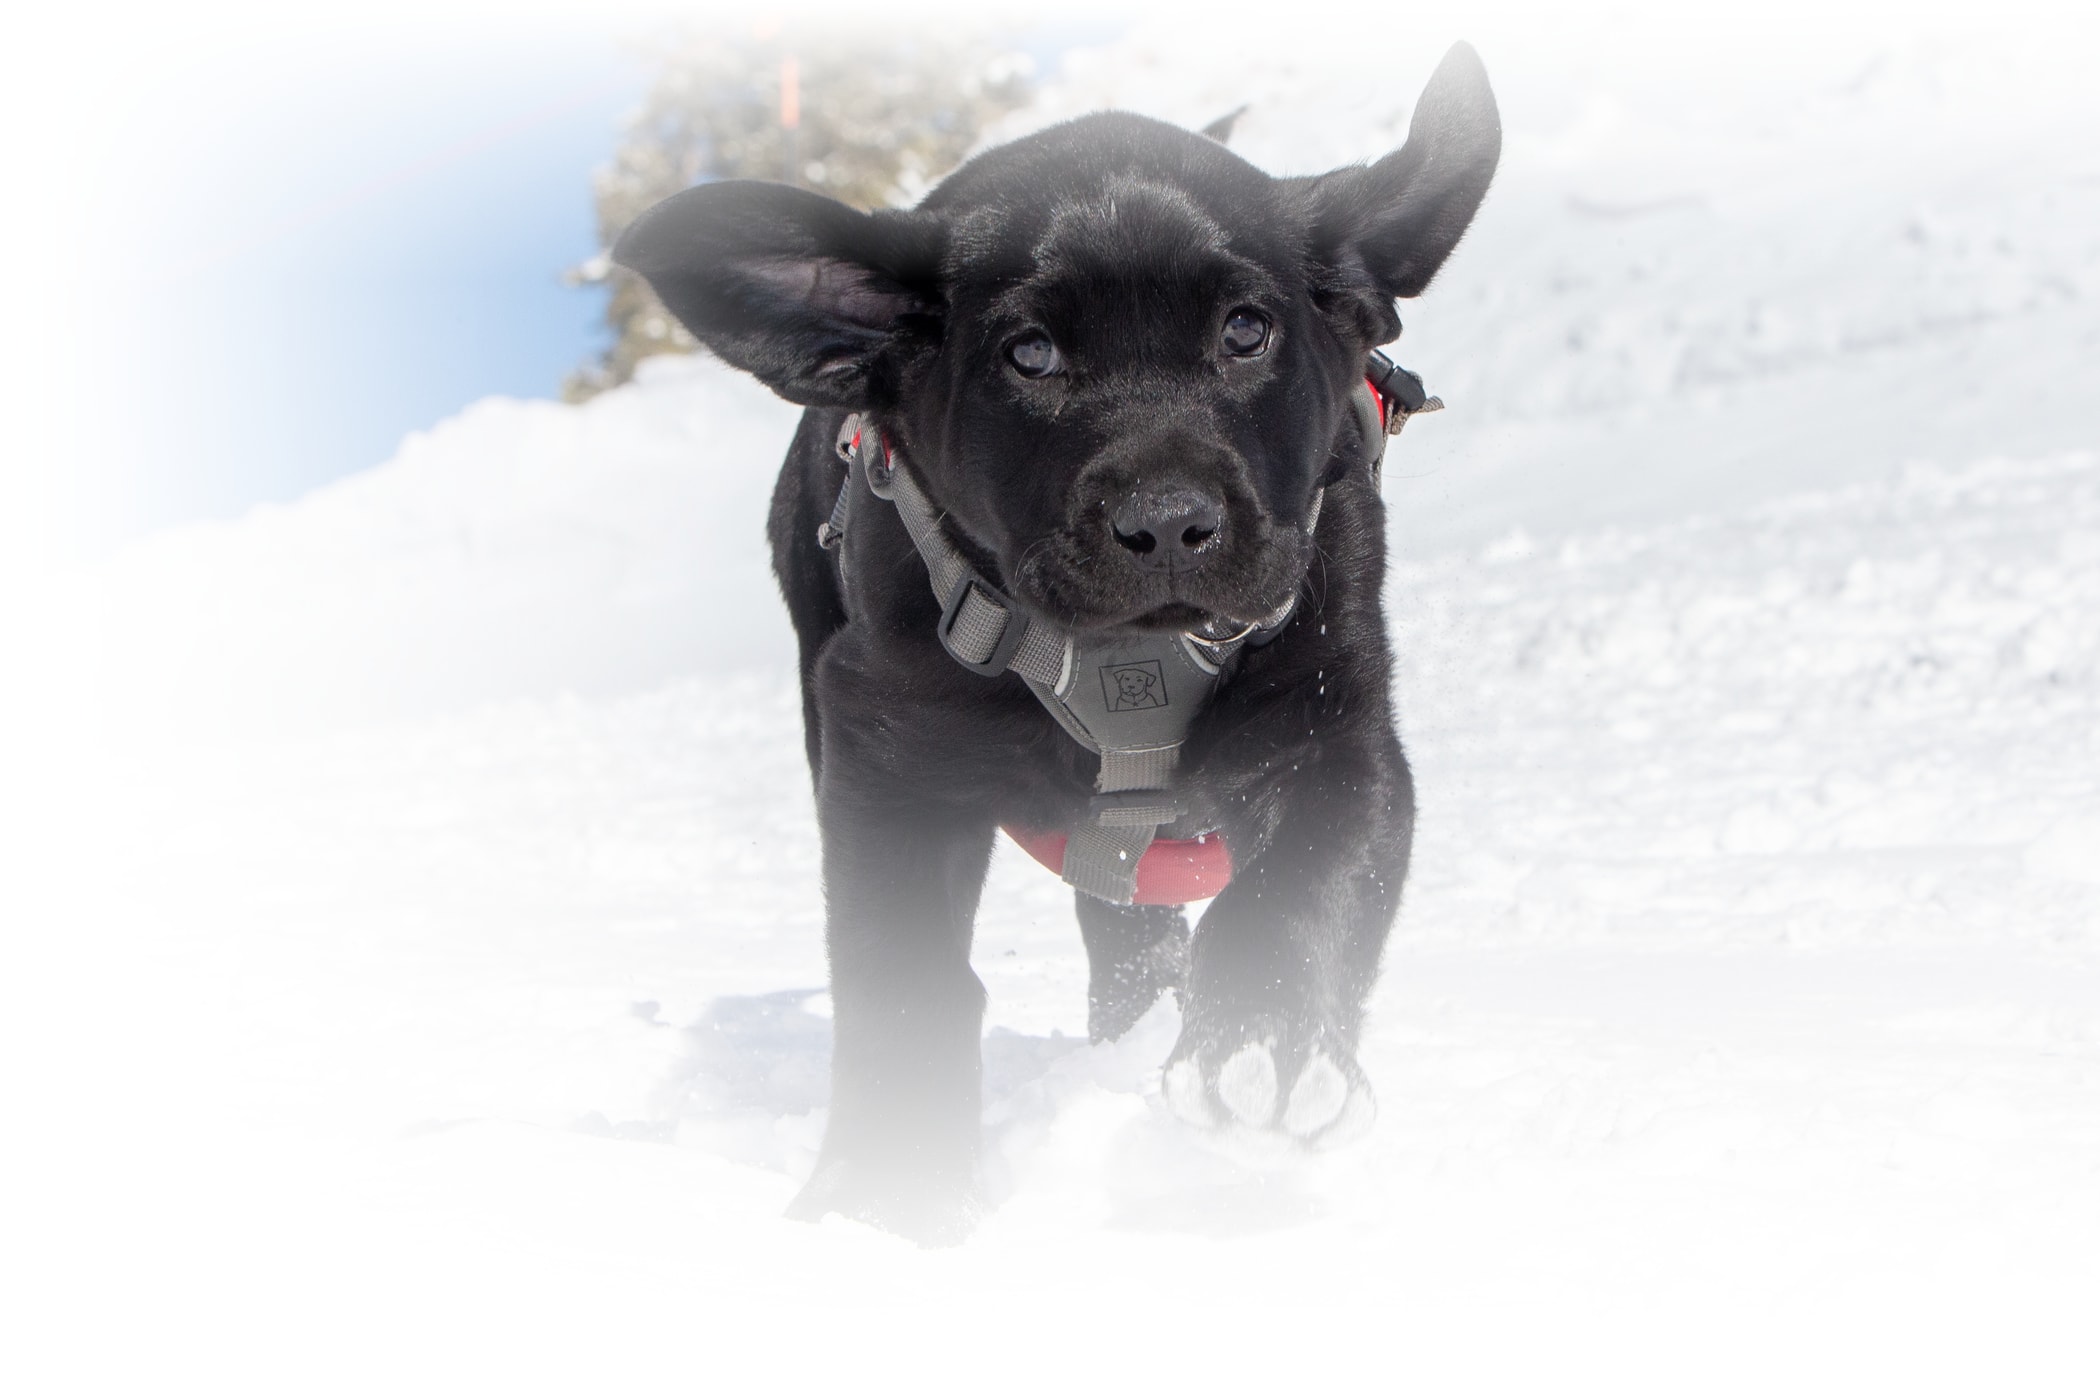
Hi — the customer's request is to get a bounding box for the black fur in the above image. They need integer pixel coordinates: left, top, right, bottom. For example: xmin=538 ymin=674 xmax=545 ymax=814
xmin=616 ymin=44 xmax=1500 ymax=1243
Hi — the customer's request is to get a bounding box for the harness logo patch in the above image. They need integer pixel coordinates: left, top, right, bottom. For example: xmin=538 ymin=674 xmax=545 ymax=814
xmin=1101 ymin=661 xmax=1168 ymax=712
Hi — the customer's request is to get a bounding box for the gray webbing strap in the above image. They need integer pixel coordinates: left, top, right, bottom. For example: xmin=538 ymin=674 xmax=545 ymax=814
xmin=827 ymin=370 xmax=1428 ymax=902
xmin=842 ymin=403 xmax=1381 ymax=903
xmin=851 ymin=421 xmax=1265 ymax=902
xmin=1061 ymin=742 xmax=1185 ymax=902
xmin=862 ymin=439 xmax=1072 ymax=689
xmin=1062 ymin=824 xmax=1153 ymax=903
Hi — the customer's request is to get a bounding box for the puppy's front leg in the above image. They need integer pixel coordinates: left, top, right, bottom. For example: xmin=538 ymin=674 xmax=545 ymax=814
xmin=1165 ymin=734 xmax=1415 ymax=1142
xmin=786 ymin=769 xmax=994 ymax=1245
xmin=1076 ymin=895 xmax=1190 ymax=1044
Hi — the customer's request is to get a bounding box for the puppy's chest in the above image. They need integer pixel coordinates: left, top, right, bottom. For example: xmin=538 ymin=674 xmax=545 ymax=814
xmin=933 ymin=675 xmax=1256 ymax=837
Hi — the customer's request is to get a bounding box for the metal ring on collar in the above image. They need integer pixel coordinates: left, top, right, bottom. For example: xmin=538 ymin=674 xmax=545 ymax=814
xmin=1184 ymin=618 xmax=1261 ymax=649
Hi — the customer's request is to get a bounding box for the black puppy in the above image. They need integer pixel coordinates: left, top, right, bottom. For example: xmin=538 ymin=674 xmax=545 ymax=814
xmin=616 ymin=44 xmax=1500 ymax=1242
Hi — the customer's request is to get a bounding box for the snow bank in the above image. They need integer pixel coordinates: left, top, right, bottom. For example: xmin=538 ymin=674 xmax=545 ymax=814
xmin=66 ymin=356 xmax=799 ymax=737
xmin=1395 ymin=450 xmax=2100 ymax=953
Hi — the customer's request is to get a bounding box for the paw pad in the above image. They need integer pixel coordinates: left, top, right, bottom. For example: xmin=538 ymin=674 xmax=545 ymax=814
xmin=1163 ymin=1056 xmax=1217 ymax=1127
xmin=1215 ymin=1042 xmax=1279 ymax=1126
xmin=1161 ymin=1035 xmax=1377 ymax=1144
xmin=1281 ymin=1051 xmax=1350 ymax=1136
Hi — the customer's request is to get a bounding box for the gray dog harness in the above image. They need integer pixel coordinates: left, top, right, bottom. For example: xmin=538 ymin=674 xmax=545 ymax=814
xmin=824 ymin=349 xmax=1438 ymax=904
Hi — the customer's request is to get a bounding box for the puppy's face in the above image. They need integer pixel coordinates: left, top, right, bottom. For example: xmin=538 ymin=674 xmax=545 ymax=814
xmin=904 ymin=150 xmax=1345 ymax=633
xmin=617 ymin=45 xmax=1502 ymax=634
xmin=911 ymin=140 xmax=1369 ymax=629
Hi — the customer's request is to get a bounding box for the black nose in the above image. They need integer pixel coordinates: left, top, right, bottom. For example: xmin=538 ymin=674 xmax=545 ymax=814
xmin=1111 ymin=487 xmax=1224 ymax=572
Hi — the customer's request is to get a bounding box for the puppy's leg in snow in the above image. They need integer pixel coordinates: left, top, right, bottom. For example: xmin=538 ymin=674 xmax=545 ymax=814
xmin=787 ymin=782 xmax=993 ymax=1244
xmin=1166 ymin=735 xmax=1414 ymax=1142
xmin=1075 ymin=894 xmax=1189 ymax=1043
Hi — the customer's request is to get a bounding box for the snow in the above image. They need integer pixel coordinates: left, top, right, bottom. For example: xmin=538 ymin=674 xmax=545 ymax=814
xmin=10 ymin=6 xmax=2100 ymax=1395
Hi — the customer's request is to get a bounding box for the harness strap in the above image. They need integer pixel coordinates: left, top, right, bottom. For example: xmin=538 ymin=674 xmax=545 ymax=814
xmin=824 ymin=354 xmax=1436 ymax=904
xmin=844 ymin=427 xmax=1273 ymax=901
xmin=871 ymin=450 xmax=1074 ymax=685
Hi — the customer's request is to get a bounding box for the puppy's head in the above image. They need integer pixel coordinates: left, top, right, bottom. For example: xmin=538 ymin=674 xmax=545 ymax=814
xmin=617 ymin=44 xmax=1500 ymax=635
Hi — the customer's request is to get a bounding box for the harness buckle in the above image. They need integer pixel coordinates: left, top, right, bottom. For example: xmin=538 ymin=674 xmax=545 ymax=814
xmin=1365 ymin=348 xmax=1442 ymax=434
xmin=937 ymin=572 xmax=1026 ymax=677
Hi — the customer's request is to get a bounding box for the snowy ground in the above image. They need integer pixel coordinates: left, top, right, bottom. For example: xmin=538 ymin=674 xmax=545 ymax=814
xmin=10 ymin=7 xmax=2100 ymax=1396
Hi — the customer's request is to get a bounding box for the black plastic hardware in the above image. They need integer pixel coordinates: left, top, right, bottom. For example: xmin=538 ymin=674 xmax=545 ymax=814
xmin=936 ymin=573 xmax=1026 ymax=677
xmin=1365 ymin=348 xmax=1429 ymax=416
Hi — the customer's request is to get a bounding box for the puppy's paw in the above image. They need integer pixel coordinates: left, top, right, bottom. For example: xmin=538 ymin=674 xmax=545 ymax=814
xmin=1162 ymin=1022 xmax=1374 ymax=1146
xmin=785 ymin=1157 xmax=984 ymax=1247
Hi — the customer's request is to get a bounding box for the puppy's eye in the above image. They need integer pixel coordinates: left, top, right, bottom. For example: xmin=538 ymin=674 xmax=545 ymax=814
xmin=1007 ymin=332 xmax=1063 ymax=378
xmin=1221 ymin=309 xmax=1270 ymax=357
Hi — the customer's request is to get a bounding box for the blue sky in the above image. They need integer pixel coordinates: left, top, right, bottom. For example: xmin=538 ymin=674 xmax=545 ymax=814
xmin=66 ymin=17 xmax=1114 ymax=547
xmin=102 ymin=29 xmax=643 ymax=537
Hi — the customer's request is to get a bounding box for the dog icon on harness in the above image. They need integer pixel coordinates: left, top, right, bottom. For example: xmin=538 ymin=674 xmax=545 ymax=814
xmin=1101 ymin=661 xmax=1168 ymax=712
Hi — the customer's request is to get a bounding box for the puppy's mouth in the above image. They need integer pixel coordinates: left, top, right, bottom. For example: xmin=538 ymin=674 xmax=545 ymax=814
xmin=1124 ymin=601 xmax=1213 ymax=631
xmin=1007 ymin=531 xmax=1308 ymax=639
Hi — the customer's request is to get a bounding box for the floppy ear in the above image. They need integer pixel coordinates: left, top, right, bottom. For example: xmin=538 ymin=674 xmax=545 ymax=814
xmin=1306 ymin=42 xmax=1501 ymax=342
xmin=612 ymin=181 xmax=943 ymax=409
xmin=1200 ymin=104 xmax=1248 ymax=144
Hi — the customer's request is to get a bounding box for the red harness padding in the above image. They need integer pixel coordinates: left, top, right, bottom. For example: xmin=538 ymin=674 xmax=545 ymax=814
xmin=1002 ymin=825 xmax=1234 ymax=905
xmin=993 ymin=377 xmax=1391 ymax=908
